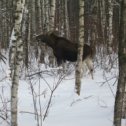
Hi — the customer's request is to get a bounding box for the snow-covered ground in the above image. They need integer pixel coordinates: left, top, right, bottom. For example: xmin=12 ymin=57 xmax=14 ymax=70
xmin=0 ymin=60 xmax=118 ymax=126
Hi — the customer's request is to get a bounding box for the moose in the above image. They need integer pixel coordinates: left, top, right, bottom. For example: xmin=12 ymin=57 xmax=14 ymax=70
xmin=36 ymin=32 xmax=95 ymax=79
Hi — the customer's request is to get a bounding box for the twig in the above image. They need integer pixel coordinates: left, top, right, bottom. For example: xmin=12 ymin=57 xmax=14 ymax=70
xmin=70 ymin=95 xmax=93 ymax=106
xmin=43 ymin=73 xmax=66 ymax=121
xmin=0 ymin=115 xmax=10 ymax=125
xmin=104 ymin=74 xmax=115 ymax=98
xmin=99 ymin=76 xmax=118 ymax=87
xmin=20 ymin=111 xmax=42 ymax=117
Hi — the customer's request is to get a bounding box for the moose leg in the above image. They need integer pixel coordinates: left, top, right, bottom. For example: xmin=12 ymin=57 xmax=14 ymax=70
xmin=81 ymin=61 xmax=87 ymax=78
xmin=85 ymin=57 xmax=94 ymax=79
xmin=57 ymin=59 xmax=62 ymax=66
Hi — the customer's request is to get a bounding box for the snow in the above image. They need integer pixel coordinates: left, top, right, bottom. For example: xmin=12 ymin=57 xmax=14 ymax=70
xmin=0 ymin=60 xmax=118 ymax=126
xmin=122 ymin=119 xmax=126 ymax=126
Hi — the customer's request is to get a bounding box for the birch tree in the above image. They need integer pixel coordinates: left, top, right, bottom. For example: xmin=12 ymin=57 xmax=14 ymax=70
xmin=64 ymin=0 xmax=70 ymax=38
xmin=43 ymin=0 xmax=50 ymax=32
xmin=35 ymin=0 xmax=42 ymax=34
xmin=49 ymin=0 xmax=56 ymax=31
xmin=75 ymin=0 xmax=84 ymax=95
xmin=9 ymin=0 xmax=25 ymax=126
xmin=108 ymin=0 xmax=113 ymax=53
xmin=114 ymin=0 xmax=126 ymax=126
xmin=48 ymin=0 xmax=56 ymax=67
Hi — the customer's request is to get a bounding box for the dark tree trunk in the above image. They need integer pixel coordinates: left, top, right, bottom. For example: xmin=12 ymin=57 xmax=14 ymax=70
xmin=114 ymin=0 xmax=126 ymax=126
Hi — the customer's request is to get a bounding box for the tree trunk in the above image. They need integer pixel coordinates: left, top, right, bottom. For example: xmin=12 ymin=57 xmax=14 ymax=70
xmin=9 ymin=0 xmax=25 ymax=126
xmin=49 ymin=0 xmax=56 ymax=31
xmin=35 ymin=0 xmax=42 ymax=34
xmin=64 ymin=0 xmax=70 ymax=38
xmin=122 ymin=91 xmax=126 ymax=118
xmin=75 ymin=0 xmax=84 ymax=95
xmin=114 ymin=0 xmax=126 ymax=126
xmin=108 ymin=0 xmax=113 ymax=53
xmin=48 ymin=0 xmax=56 ymax=67
xmin=43 ymin=0 xmax=50 ymax=32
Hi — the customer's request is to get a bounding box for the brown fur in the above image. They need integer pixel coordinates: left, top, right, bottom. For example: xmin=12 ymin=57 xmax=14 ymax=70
xmin=36 ymin=32 xmax=94 ymax=64
xmin=36 ymin=32 xmax=95 ymax=78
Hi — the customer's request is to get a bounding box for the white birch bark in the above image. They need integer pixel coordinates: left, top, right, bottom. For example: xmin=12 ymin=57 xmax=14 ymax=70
xmin=49 ymin=0 xmax=56 ymax=31
xmin=75 ymin=0 xmax=84 ymax=95
xmin=48 ymin=0 xmax=56 ymax=67
xmin=9 ymin=0 xmax=25 ymax=126
xmin=100 ymin=0 xmax=106 ymax=44
xmin=65 ymin=0 xmax=70 ymax=38
xmin=35 ymin=0 xmax=42 ymax=33
xmin=44 ymin=0 xmax=50 ymax=32
xmin=108 ymin=0 xmax=113 ymax=53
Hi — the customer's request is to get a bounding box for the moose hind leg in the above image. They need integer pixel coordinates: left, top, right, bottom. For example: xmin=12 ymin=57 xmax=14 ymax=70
xmin=85 ymin=57 xmax=94 ymax=79
xmin=81 ymin=61 xmax=87 ymax=78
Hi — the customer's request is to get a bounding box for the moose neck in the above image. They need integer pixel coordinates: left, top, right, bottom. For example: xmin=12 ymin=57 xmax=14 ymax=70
xmin=42 ymin=35 xmax=56 ymax=49
xmin=49 ymin=33 xmax=59 ymax=42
